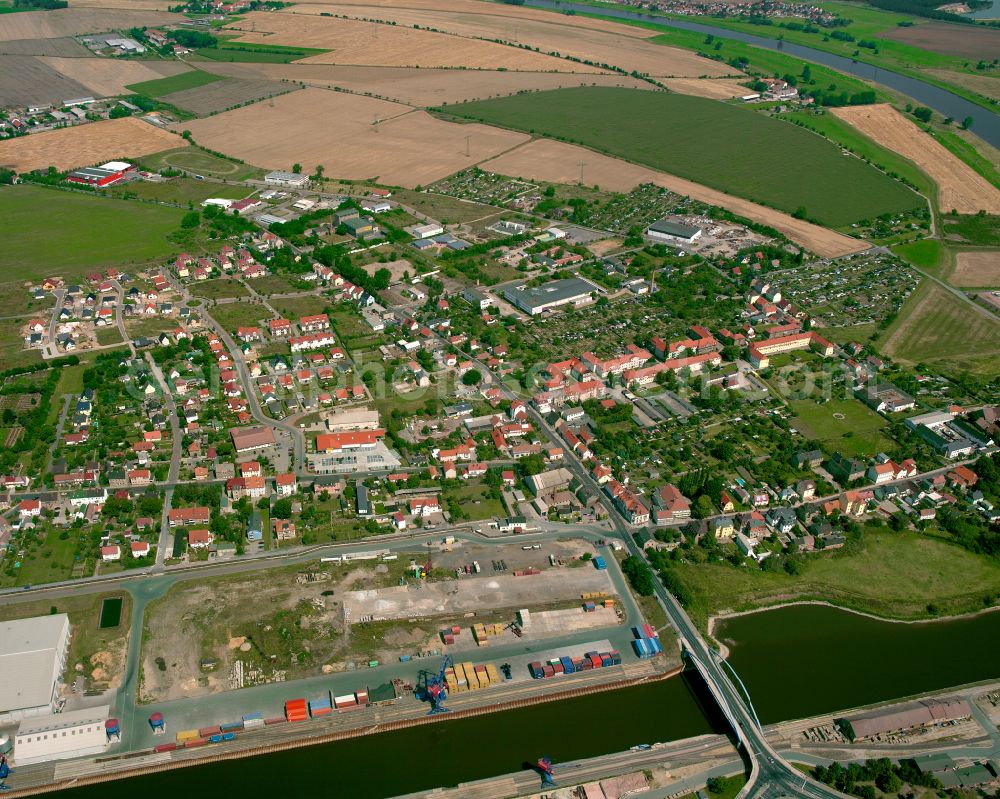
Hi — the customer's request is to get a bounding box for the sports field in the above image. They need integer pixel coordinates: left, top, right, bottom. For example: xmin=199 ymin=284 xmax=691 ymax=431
xmin=138 ymin=146 xmax=264 ymax=181
xmin=445 ymin=87 xmax=921 ymax=227
xmin=878 ymin=280 xmax=1000 ymax=376
xmin=0 ymin=185 xmax=185 ymax=281
xmin=789 ymin=397 xmax=889 ymax=458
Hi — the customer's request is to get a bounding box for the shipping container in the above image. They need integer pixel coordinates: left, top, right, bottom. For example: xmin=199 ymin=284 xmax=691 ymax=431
xmin=285 ymin=699 xmax=308 ymax=721
xmin=242 ymin=712 xmax=264 ymax=728
xmin=560 ymin=656 xmax=575 ymax=674
xmin=153 ymin=743 xmax=177 ymax=753
xmin=552 ymin=661 xmax=564 ymax=674
xmin=542 ymin=665 xmax=555 ymax=678
xmin=222 ymin=732 xmax=236 ymax=742
xmin=208 ymin=734 xmax=223 ymax=744
xmin=593 ymin=557 xmax=607 ymax=570
xmin=450 ymin=625 xmax=461 ymax=635
xmin=264 ymin=717 xmax=287 ymax=726
xmin=198 ymin=726 xmax=222 ymax=738
xmin=642 ymin=623 xmax=658 ymax=639
xmin=529 ymin=662 xmax=543 ymax=679
xmin=184 ymin=739 xmax=208 ymax=749
xmin=220 ymin=722 xmax=243 ymax=732
xmin=610 ymin=651 xmax=622 ymax=665
xmin=333 ymin=694 xmax=357 ymax=708
xmin=400 ymin=654 xmax=412 ymax=662
xmin=175 ymin=729 xmax=200 ymax=743
xmin=601 ymin=655 xmax=612 ymax=667
xmin=632 ymin=626 xmax=643 ymax=639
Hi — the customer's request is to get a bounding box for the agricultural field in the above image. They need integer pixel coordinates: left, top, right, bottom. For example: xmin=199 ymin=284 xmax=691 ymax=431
xmin=660 ymin=77 xmax=752 ymax=99
xmin=940 ymin=213 xmax=1000 ymax=247
xmin=159 ymin=77 xmax=292 ymax=116
xmin=39 ymin=56 xmax=187 ymax=98
xmin=195 ymin=61 xmax=653 ymax=107
xmin=446 ymin=87 xmax=921 ymax=228
xmin=279 ymin=2 xmax=736 ymax=78
xmin=0 ymin=7 xmax=171 ymax=40
xmin=883 ymin=21 xmax=1000 ymax=59
xmin=676 ymin=530 xmax=1000 ymax=630
xmin=0 ymin=185 xmax=186 ymax=281
xmin=174 ymin=87 xmax=530 ymax=188
xmin=0 ymin=36 xmax=91 ymax=56
xmin=0 ymin=54 xmax=93 ymax=106
xmin=0 ymin=117 xmax=186 ymax=173
xmin=221 ymin=11 xmax=601 ymax=73
xmin=192 ymin=41 xmax=330 ymax=64
xmin=950 ymin=250 xmax=1000 ymax=287
xmin=831 ymin=105 xmax=1000 ymax=215
xmin=477 ymin=138 xmax=867 ymax=258
xmin=789 ymin=397 xmax=890 ymax=459
xmin=878 ymin=280 xmax=1000 ymax=376
xmin=125 ymin=70 xmax=226 ymax=99
xmin=137 ymin=146 xmax=264 ymax=181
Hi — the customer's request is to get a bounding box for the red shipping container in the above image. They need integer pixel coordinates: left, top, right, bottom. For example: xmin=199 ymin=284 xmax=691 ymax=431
xmin=643 ymin=623 xmax=658 ymax=639
xmin=264 ymin=717 xmax=286 ymax=725
xmin=542 ymin=665 xmax=554 ymax=677
xmin=310 ymin=706 xmax=332 ymax=717
xmin=590 ymin=655 xmax=602 ymax=668
xmin=338 ymin=702 xmax=364 ymax=712
xmin=450 ymin=626 xmax=461 ymax=634
xmin=552 ymin=662 xmax=564 ymax=674
xmin=199 ymin=726 xmax=221 ymax=738
xmin=581 ymin=661 xmax=593 ymax=670
xmin=154 ymin=743 xmax=178 ymax=753
xmin=285 ymin=699 xmax=308 ymax=721
xmin=184 ymin=739 xmax=207 ymax=748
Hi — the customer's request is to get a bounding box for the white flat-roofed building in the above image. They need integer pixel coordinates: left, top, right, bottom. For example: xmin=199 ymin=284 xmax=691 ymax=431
xmin=0 ymin=614 xmax=71 ymax=722
xmin=263 ymin=170 xmax=309 ymax=188
xmin=13 ymin=705 xmax=110 ymax=765
xmin=646 ymin=218 xmax=703 ymax=244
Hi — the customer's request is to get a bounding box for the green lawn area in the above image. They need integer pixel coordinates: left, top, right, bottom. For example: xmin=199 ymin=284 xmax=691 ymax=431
xmin=878 ymin=280 xmax=1000 ymax=376
xmin=0 ymin=319 xmax=42 ymax=371
xmin=790 ymin=396 xmax=889 ymax=458
xmin=673 ymin=530 xmax=1000 ymax=631
xmin=272 ymin=296 xmax=332 ymax=320
xmin=891 ymin=238 xmax=943 ymax=270
xmin=95 ymin=326 xmax=124 ymax=346
xmin=676 ymin=775 xmax=747 ymax=799
xmin=442 ymin=481 xmax=504 ymax=521
xmin=389 ymin=188 xmax=503 ymax=225
xmin=0 ymin=185 xmax=186 ymax=283
xmin=249 ymin=274 xmax=307 ymax=296
xmin=442 ymin=87 xmax=920 ymax=227
xmin=104 ymin=178 xmax=251 ymax=206
xmin=193 ymin=41 xmax=330 ymax=63
xmin=207 ymin=302 xmax=267 ymax=333
xmin=138 ymin=146 xmax=264 ymax=181
xmin=190 ymin=278 xmax=250 ymax=300
xmin=940 ymin=212 xmax=1000 ymax=247
xmin=1 ymin=527 xmax=88 ymax=587
xmin=126 ymin=69 xmax=225 ymax=98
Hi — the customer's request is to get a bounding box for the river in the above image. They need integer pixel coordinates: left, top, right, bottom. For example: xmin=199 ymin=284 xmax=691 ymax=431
xmin=716 ymin=604 xmax=1000 ymax=724
xmin=521 ymin=0 xmax=1000 ymax=151
xmin=54 ymin=605 xmax=1000 ymax=798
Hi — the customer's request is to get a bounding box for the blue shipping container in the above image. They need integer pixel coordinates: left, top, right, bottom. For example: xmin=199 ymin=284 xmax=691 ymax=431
xmin=601 ymin=656 xmax=612 ymax=667
xmin=632 ymin=639 xmax=648 ymax=658
xmin=399 ymin=655 xmax=411 ymax=662
xmin=632 ymin=626 xmax=643 ymax=639
xmin=208 ymin=734 xmax=223 ymax=743
xmin=647 ymin=637 xmax=663 ymax=654
xmin=242 ymin=712 xmax=263 ymax=722
xmin=221 ymin=732 xmax=236 ymax=741
xmin=560 ymin=656 xmax=575 ymax=674
xmin=220 ymin=722 xmax=242 ymax=732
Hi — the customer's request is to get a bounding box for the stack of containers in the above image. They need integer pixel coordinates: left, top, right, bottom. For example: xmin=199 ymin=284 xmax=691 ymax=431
xmin=334 ymin=694 xmax=360 ymax=711
xmin=529 ymin=661 xmax=543 ymax=678
xmin=473 ymin=624 xmax=489 ymax=646
xmin=559 ymin=656 xmax=575 ymax=674
xmin=474 ymin=664 xmax=489 ymax=688
xmin=444 ymin=664 xmax=460 ymax=694
xmin=461 ymin=662 xmax=476 ymax=689
xmin=242 ymin=712 xmax=264 ymax=729
xmin=609 ymin=650 xmax=622 ymax=665
xmin=355 ymin=689 xmax=368 ymax=706
xmin=284 ymin=698 xmax=308 ymax=722
xmin=441 ymin=630 xmax=455 ymax=645
xmin=309 ymin=693 xmax=332 ymax=718
xmin=220 ymin=721 xmax=243 ymax=733
xmin=641 ymin=623 xmax=659 ymax=640
xmin=199 ymin=725 xmax=222 ymax=739
xmin=583 ymin=601 xmax=596 ymax=612
xmin=185 ymin=738 xmax=207 ymax=749
xmin=175 ymin=729 xmax=199 ymax=744
xmin=632 ymin=638 xmax=653 ymax=658
xmin=486 ymin=663 xmax=501 ymax=684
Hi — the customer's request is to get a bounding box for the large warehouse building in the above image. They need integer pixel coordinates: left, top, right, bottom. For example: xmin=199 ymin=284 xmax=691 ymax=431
xmin=502 ymin=277 xmax=600 ymax=316
xmin=13 ymin=705 xmax=111 ymax=765
xmin=836 ymin=697 xmax=972 ymax=741
xmin=65 ymin=161 xmax=133 ymax=188
xmin=0 ymin=614 xmax=71 ymax=722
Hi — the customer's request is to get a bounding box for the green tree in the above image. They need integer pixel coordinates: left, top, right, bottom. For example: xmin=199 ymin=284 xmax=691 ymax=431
xmin=273 ymin=498 xmax=292 ymax=518
xmin=961 ymin=115 xmax=973 ymax=130
xmin=292 ymin=163 xmax=302 ymax=174
xmin=461 ymin=369 xmax=482 ymax=386
xmin=180 ymin=211 xmax=200 ymax=229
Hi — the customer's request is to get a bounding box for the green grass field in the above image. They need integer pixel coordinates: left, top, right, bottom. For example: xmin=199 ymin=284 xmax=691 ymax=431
xmin=878 ymin=279 xmax=1000 ymax=375
xmin=891 ymin=238 xmax=943 ymax=269
xmin=673 ymin=530 xmax=1000 ymax=630
xmin=206 ymin=302 xmax=266 ymax=333
xmin=443 ymin=87 xmax=920 ymax=227
xmin=138 ymin=146 xmax=264 ymax=181
xmin=125 ymin=70 xmax=225 ymax=98
xmin=0 ymin=185 xmax=185 ymax=282
xmin=790 ymin=396 xmax=889 ymax=457
xmin=784 ymin=110 xmax=935 ymax=200
xmin=194 ymin=42 xmax=330 ymax=64
xmin=941 ymin=213 xmax=1000 ymax=247
xmin=190 ymin=278 xmax=250 ymax=300
xmin=104 ymin=178 xmax=251 ymax=206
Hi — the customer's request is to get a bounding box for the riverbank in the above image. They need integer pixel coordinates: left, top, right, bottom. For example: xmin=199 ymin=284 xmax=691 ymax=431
xmin=4 ymin=662 xmax=687 ymax=798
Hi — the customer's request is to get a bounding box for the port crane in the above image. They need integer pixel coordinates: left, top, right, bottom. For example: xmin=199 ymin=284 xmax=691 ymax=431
xmin=417 ymin=654 xmax=454 ymax=715
xmin=0 ymin=755 xmax=12 ymax=792
xmin=536 ymin=756 xmax=556 ymax=786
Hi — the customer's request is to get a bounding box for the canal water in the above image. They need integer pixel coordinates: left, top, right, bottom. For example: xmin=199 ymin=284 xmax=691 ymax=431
xmin=60 ymin=675 xmax=728 ymax=799
xmin=716 ymin=604 xmax=1000 ymax=724
xmin=522 ymin=0 xmax=1000 ymax=150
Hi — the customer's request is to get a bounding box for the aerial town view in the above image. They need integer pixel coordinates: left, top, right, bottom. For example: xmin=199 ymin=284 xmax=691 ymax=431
xmin=0 ymin=0 xmax=999 ymax=797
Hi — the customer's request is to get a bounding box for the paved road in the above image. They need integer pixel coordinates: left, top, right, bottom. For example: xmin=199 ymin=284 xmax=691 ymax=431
xmin=145 ymin=352 xmax=183 ymax=569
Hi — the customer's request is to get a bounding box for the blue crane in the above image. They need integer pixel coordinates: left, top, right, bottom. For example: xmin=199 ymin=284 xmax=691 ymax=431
xmin=417 ymin=654 xmax=454 ymax=715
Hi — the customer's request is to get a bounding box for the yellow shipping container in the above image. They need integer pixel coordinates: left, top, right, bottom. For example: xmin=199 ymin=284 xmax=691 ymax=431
xmin=486 ymin=664 xmax=500 ymax=685
xmin=461 ymin=662 xmax=478 ymax=688
xmin=476 ymin=671 xmax=489 ymax=689
xmin=176 ymin=729 xmax=200 ymax=743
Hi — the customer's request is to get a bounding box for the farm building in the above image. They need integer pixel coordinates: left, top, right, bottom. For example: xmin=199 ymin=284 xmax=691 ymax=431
xmin=65 ymin=161 xmax=133 ymax=188
xmin=645 ymin=218 xmax=702 ymax=244
xmin=502 ymin=276 xmax=600 ymax=316
xmin=0 ymin=614 xmax=71 ymax=722
xmin=264 ymin=170 xmax=309 ymax=188
xmin=13 ymin=705 xmax=111 ymax=765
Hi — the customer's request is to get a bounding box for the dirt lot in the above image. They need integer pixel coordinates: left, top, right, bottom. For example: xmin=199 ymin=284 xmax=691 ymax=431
xmin=39 ymin=56 xmax=187 ymax=98
xmin=197 ymin=61 xmax=653 ymax=106
xmin=161 ymin=77 xmax=292 ymax=116
xmin=0 ymin=117 xmax=187 ymax=173
xmin=281 ymin=4 xmax=736 ymax=78
xmin=0 ymin=54 xmax=90 ymax=107
xmin=0 ymin=7 xmax=172 ymax=41
xmin=0 ymin=36 xmax=91 ymax=56
xmin=479 ymin=138 xmax=868 ymax=258
xmin=224 ymin=11 xmax=600 ymax=73
xmin=832 ymin=105 xmax=1000 ymax=215
xmin=884 ymin=20 xmax=1000 ymax=59
xmin=662 ymin=77 xmax=752 ymax=99
xmin=174 ymin=87 xmax=529 ymax=187
xmin=952 ymin=250 xmax=1000 ymax=287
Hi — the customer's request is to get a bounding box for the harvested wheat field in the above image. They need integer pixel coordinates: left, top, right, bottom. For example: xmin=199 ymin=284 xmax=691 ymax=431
xmin=952 ymin=250 xmax=1000 ymax=287
xmin=0 ymin=117 xmax=186 ymax=173
xmin=282 ymin=4 xmax=735 ymax=78
xmin=832 ymin=105 xmax=1000 ymax=215
xmin=223 ymin=12 xmax=600 ymax=73
xmin=50 ymin=0 xmax=172 ymax=7
xmin=662 ymin=77 xmax=752 ymax=99
xmin=479 ymin=138 xmax=867 ymax=258
xmin=198 ymin=61 xmax=652 ymax=106
xmin=39 ymin=56 xmax=187 ymax=98
xmin=160 ymin=77 xmax=291 ymax=116
xmin=0 ymin=8 xmax=173 ymax=41
xmin=174 ymin=88 xmax=530 ymax=187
